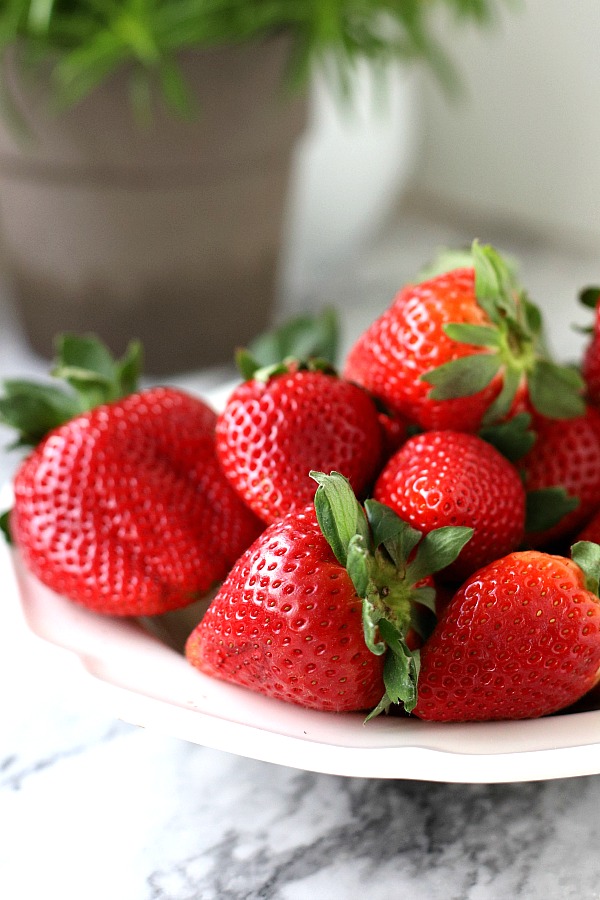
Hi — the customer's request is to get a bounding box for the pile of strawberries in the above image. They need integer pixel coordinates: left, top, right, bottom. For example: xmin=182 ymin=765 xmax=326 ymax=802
xmin=3 ymin=241 xmax=600 ymax=723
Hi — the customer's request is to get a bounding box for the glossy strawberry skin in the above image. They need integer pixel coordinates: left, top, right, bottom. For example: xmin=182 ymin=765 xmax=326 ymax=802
xmin=414 ymin=551 xmax=600 ymax=722
xmin=215 ymin=369 xmax=383 ymax=524
xmin=343 ymin=268 xmax=503 ymax=432
xmin=185 ymin=506 xmax=385 ymax=712
xmin=521 ymin=406 xmax=600 ymax=544
xmin=11 ymin=387 xmax=262 ymax=616
xmin=374 ymin=431 xmax=526 ymax=581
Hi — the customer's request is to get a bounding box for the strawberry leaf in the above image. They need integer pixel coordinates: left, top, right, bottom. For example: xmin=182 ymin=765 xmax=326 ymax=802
xmin=0 ymin=509 xmax=12 ymax=544
xmin=52 ymin=334 xmax=142 ymax=408
xmin=417 ymin=245 xmax=474 ymax=281
xmin=405 ymin=526 xmax=473 ymax=584
xmin=116 ymin=341 xmax=144 ymax=396
xmin=422 ymin=353 xmax=501 ymax=400
xmin=411 ymin=585 xmax=437 ymax=614
xmin=527 ymin=360 xmax=585 ymax=419
xmin=346 ymin=534 xmax=371 ymax=598
xmin=364 ymin=499 xmax=421 ymax=567
xmin=410 ymin=599 xmax=437 ymax=642
xmin=525 ymin=487 xmax=580 ymax=534
xmin=443 ymin=322 xmax=501 ymax=348
xmin=472 ymin=240 xmax=520 ymax=324
xmin=0 ymin=380 xmax=83 ymax=447
xmin=235 ymin=348 xmax=261 ymax=381
xmin=362 ymin=597 xmax=386 ymax=656
xmin=0 ymin=333 xmax=142 ymax=447
xmin=579 ymin=287 xmax=600 ymax=310
xmin=571 ymin=541 xmax=600 ymax=596
xmin=246 ymin=308 xmax=339 ymax=368
xmin=479 ymin=411 xmax=535 ymax=462
xmin=378 ymin=618 xmax=420 ymax=714
xmin=311 ymin=471 xmax=370 ymax=567
xmin=520 ymin=293 xmax=544 ymax=337
xmin=480 ymin=365 xmax=522 ymax=426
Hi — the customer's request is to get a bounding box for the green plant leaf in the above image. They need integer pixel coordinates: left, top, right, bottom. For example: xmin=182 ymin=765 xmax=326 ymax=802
xmin=410 ymin=585 xmax=437 ymax=614
xmin=116 ymin=340 xmax=143 ymax=396
xmin=525 ymin=487 xmax=579 ymax=534
xmin=417 ymin=245 xmax=474 ymax=280
xmin=472 ymin=240 xmax=520 ymax=322
xmin=363 ymin=499 xmax=421 ymax=567
xmin=362 ymin=597 xmax=386 ymax=656
xmin=405 ymin=526 xmax=473 ymax=583
xmin=0 ymin=380 xmax=82 ymax=446
xmin=527 ymin=360 xmax=585 ymax=419
xmin=52 ymin=333 xmax=141 ymax=408
xmin=480 ymin=365 xmax=521 ymax=426
xmin=0 ymin=509 xmax=12 ymax=544
xmin=234 ymin=348 xmax=261 ymax=381
xmin=479 ymin=411 xmax=535 ymax=462
xmin=422 ymin=352 xmax=501 ymax=400
xmin=443 ymin=322 xmax=500 ymax=348
xmin=311 ymin=470 xmax=369 ymax=567
xmin=520 ymin=292 xmax=544 ymax=337
xmin=2 ymin=0 xmax=511 ymax=123
xmin=55 ymin=332 xmax=117 ymax=383
xmin=571 ymin=541 xmax=600 ymax=596
xmin=409 ymin=599 xmax=437 ymax=642
xmin=378 ymin=618 xmax=420 ymax=714
xmin=579 ymin=287 xmax=600 ymax=310
xmin=246 ymin=309 xmax=339 ymax=369
xmin=346 ymin=533 xmax=371 ymax=598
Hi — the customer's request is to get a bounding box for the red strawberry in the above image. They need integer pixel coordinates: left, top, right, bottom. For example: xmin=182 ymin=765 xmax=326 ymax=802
xmin=374 ymin=430 xmax=526 ymax=581
xmin=186 ymin=471 xmax=472 ymax=713
xmin=580 ymin=286 xmax=600 ymax=406
xmin=215 ymin=360 xmax=383 ymax=525
xmin=2 ymin=335 xmax=262 ymax=616
xmin=520 ymin=405 xmax=600 ymax=545
xmin=413 ymin=545 xmax=600 ymax=722
xmin=574 ymin=507 xmax=600 ymax=547
xmin=377 ymin=407 xmax=409 ymax=463
xmin=343 ymin=241 xmax=584 ymax=432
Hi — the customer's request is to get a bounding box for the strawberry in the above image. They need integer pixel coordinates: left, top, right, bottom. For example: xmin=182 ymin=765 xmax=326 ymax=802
xmin=413 ymin=544 xmax=600 ymax=722
xmin=373 ymin=430 xmax=526 ymax=581
xmin=580 ymin=286 xmax=600 ymax=406
xmin=186 ymin=471 xmax=472 ymax=713
xmin=343 ymin=241 xmax=584 ymax=432
xmin=1 ymin=335 xmax=262 ymax=616
xmin=215 ymin=359 xmax=383 ymax=525
xmin=520 ymin=406 xmax=600 ymax=546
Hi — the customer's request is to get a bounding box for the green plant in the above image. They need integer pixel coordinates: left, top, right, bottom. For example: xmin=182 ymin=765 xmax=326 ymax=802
xmin=0 ymin=0 xmax=512 ymax=118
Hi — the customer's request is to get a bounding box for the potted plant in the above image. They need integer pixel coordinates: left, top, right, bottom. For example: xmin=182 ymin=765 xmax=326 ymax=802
xmin=0 ymin=1 xmax=507 ymax=374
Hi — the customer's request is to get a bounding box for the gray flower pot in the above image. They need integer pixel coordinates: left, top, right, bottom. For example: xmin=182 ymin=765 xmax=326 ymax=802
xmin=0 ymin=38 xmax=306 ymax=374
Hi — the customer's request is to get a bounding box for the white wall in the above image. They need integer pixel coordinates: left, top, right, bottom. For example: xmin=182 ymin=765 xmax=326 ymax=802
xmin=411 ymin=1 xmax=600 ymax=250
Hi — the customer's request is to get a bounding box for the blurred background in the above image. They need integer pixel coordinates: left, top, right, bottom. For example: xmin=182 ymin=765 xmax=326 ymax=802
xmin=0 ymin=0 xmax=598 ymax=386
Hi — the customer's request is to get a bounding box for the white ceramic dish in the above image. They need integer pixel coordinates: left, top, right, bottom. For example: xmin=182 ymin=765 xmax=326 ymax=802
xmin=4 ymin=532 xmax=600 ymax=784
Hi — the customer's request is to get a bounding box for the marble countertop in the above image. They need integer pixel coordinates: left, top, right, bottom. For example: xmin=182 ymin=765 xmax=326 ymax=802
xmin=2 ymin=208 xmax=600 ymax=900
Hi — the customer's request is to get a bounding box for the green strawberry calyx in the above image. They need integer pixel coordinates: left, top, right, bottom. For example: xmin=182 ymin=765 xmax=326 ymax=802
xmin=236 ymin=308 xmax=340 ymax=382
xmin=421 ymin=240 xmax=585 ymax=424
xmin=310 ymin=470 xmax=473 ymax=718
xmin=236 ymin=351 xmax=336 ymax=384
xmin=478 ymin=412 xmax=580 ymax=535
xmin=578 ymin=286 xmax=600 ymax=311
xmin=0 ymin=333 xmax=142 ymax=448
xmin=571 ymin=541 xmax=600 ymax=596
